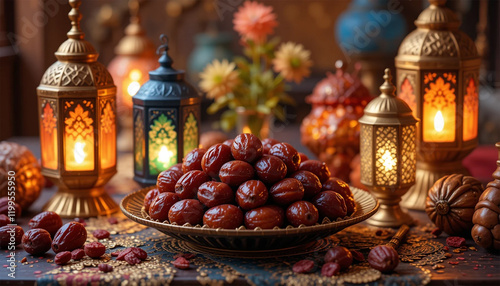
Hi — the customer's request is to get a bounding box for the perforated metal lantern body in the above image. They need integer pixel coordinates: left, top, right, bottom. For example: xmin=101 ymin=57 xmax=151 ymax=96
xmin=37 ymin=0 xmax=118 ymax=218
xmin=133 ymin=35 xmax=201 ymax=186
xmin=359 ymin=69 xmax=418 ymax=227
xmin=395 ymin=0 xmax=480 ymax=210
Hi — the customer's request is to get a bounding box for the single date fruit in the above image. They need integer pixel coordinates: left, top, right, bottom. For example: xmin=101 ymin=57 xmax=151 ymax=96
xmin=324 ymin=246 xmax=353 ymax=271
xmin=261 ymin=138 xmax=280 ymax=155
xmin=219 ymin=160 xmax=255 ymax=187
xmin=299 ymin=160 xmax=331 ymax=183
xmin=0 ymin=225 xmax=23 ymax=248
xmin=269 ymin=143 xmax=301 ymax=174
xmin=143 ymin=188 xmax=160 ymax=213
xmin=254 ymin=155 xmax=287 ymax=185
xmin=182 ymin=148 xmax=207 ymax=173
xmin=322 ymin=178 xmax=353 ymax=198
xmin=292 ymin=259 xmax=315 ymax=274
xmin=98 ymin=263 xmax=113 ymax=273
xmin=290 ymin=170 xmax=322 ymax=199
xmin=124 ymin=252 xmax=141 ymax=265
xmin=93 ymin=229 xmax=110 ymax=239
xmin=22 ymin=229 xmax=52 ymax=255
xmin=84 ymin=241 xmax=106 ymax=258
xmin=236 ymin=180 xmax=268 ymax=210
xmin=367 ymin=245 xmax=399 ymax=273
xmin=269 ymin=178 xmax=304 ymax=206
xmin=231 ymin=133 xmax=263 ymax=163
xmin=157 ymin=170 xmax=183 ymax=193
xmin=175 ymin=170 xmax=211 ymax=199
xmin=117 ymin=247 xmax=147 ymax=261
xmin=321 ymin=262 xmax=340 ymax=277
xmin=197 ymin=181 xmax=234 ymax=208
xmin=168 ymin=199 xmax=205 ymax=226
xmin=202 ymin=144 xmax=233 ymax=178
xmin=149 ymin=192 xmax=180 ymax=222
xmin=203 ymin=204 xmax=243 ymax=229
xmin=29 ymin=211 xmax=63 ymax=237
xmin=71 ymin=248 xmax=85 ymax=260
xmin=312 ymin=191 xmax=347 ymax=220
xmin=51 ymin=222 xmax=87 ymax=253
xmin=244 ymin=205 xmax=285 ymax=229
xmin=54 ymin=251 xmax=71 ymax=265
xmin=286 ymin=201 xmax=319 ymax=227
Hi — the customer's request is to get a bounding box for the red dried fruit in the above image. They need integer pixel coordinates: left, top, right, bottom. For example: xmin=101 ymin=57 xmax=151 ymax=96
xmin=203 ymin=204 xmax=244 ymax=229
xmin=236 ymin=180 xmax=268 ymax=210
xmin=197 ymin=181 xmax=234 ymax=208
xmin=290 ymin=170 xmax=322 ymax=199
xmin=431 ymin=228 xmax=442 ymax=237
xmin=446 ymin=236 xmax=466 ymax=248
xmin=269 ymin=178 xmax=304 ymax=206
xmin=367 ymin=245 xmax=399 ymax=273
xmin=321 ymin=262 xmax=340 ymax=277
xmin=28 ymin=211 xmax=63 ymax=238
xmin=108 ymin=217 xmax=118 ymax=224
xmin=244 ymin=205 xmax=285 ymax=229
xmin=269 ymin=143 xmax=301 ymax=174
xmin=261 ymin=138 xmax=280 ymax=155
xmin=182 ymin=148 xmax=207 ymax=173
xmin=124 ymin=252 xmax=141 ymax=265
xmin=98 ymin=263 xmax=113 ymax=273
xmin=0 ymin=225 xmax=24 ymax=248
xmin=202 ymin=144 xmax=233 ymax=178
xmin=71 ymin=249 xmax=85 ymax=260
xmin=312 ymin=191 xmax=347 ymax=220
xmin=175 ymin=170 xmax=211 ymax=199
xmin=219 ymin=160 xmax=255 ymax=187
xmin=157 ymin=170 xmax=184 ymax=193
xmin=116 ymin=247 xmax=147 ymax=261
xmin=51 ymin=222 xmax=87 ymax=253
xmin=231 ymin=133 xmax=263 ymax=163
xmin=299 ymin=160 xmax=331 ymax=183
xmin=168 ymin=199 xmax=205 ymax=226
xmin=22 ymin=229 xmax=52 ymax=255
xmin=292 ymin=259 xmax=315 ymax=274
xmin=111 ymin=251 xmax=120 ymax=257
xmin=149 ymin=192 xmax=180 ymax=221
xmin=0 ymin=214 xmax=9 ymax=227
xmin=0 ymin=197 xmax=22 ymax=218
xmin=351 ymin=250 xmax=365 ymax=262
xmin=84 ymin=242 xmax=106 ymax=258
xmin=254 ymin=155 xmax=288 ymax=185
xmin=324 ymin=246 xmax=353 ymax=271
xmin=172 ymin=256 xmax=190 ymax=269
xmin=54 ymin=251 xmax=71 ymax=265
xmin=286 ymin=201 xmax=319 ymax=227
xmin=182 ymin=253 xmax=196 ymax=260
xmin=143 ymin=188 xmax=160 ymax=213
xmin=93 ymin=229 xmax=110 ymax=239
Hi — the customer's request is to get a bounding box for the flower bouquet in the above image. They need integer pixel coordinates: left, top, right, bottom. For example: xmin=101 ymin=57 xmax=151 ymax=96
xmin=199 ymin=1 xmax=312 ymax=138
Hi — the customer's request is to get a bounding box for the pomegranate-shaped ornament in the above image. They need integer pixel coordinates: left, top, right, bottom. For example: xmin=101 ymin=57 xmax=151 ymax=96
xmin=300 ymin=61 xmax=372 ymax=182
xmin=426 ymin=174 xmax=484 ymax=235
xmin=472 ymin=142 xmax=500 ymax=250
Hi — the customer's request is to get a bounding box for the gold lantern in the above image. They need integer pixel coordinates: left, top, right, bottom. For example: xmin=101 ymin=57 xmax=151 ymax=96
xmin=108 ymin=0 xmax=157 ymax=151
xmin=359 ymin=69 xmax=418 ymax=227
xmin=395 ymin=0 xmax=480 ymax=210
xmin=37 ymin=0 xmax=118 ymax=218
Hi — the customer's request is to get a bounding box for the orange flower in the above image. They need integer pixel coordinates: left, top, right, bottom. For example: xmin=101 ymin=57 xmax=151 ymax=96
xmin=273 ymin=42 xmax=312 ymax=83
xmin=233 ymin=1 xmax=277 ymax=44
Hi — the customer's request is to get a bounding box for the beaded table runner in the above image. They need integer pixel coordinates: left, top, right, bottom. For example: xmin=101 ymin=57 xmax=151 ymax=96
xmin=33 ymin=215 xmax=437 ymax=286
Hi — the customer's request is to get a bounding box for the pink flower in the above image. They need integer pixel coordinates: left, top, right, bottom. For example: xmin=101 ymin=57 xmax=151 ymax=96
xmin=233 ymin=1 xmax=277 ymax=44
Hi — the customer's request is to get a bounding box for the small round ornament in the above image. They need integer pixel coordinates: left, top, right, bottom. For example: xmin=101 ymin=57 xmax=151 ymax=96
xmin=426 ymin=174 xmax=484 ymax=236
xmin=0 ymin=141 xmax=44 ymax=209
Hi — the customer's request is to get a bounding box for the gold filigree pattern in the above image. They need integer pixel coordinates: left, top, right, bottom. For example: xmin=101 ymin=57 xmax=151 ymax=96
xmin=42 ymin=103 xmax=57 ymax=135
xmin=463 ymin=76 xmax=478 ymax=141
xmin=401 ymin=125 xmax=417 ymax=185
xmin=360 ymin=124 xmax=373 ymax=185
xmin=61 ymin=64 xmax=93 ymax=86
xmin=375 ymin=126 xmax=398 ymax=186
xmin=398 ymin=30 xmax=426 ymax=56
xmin=399 ymin=77 xmax=417 ymax=117
xmin=421 ymin=31 xmax=457 ymax=57
xmin=100 ymin=101 xmax=115 ymax=134
xmin=90 ymin=62 xmax=115 ymax=87
xmin=41 ymin=62 xmax=65 ymax=86
xmin=134 ymin=109 xmax=145 ymax=173
xmin=64 ymin=103 xmax=94 ymax=140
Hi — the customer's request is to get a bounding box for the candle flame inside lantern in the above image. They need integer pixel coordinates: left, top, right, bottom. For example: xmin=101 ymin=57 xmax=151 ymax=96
xmin=434 ymin=110 xmax=444 ymax=132
xmin=381 ymin=150 xmax=396 ymax=172
xmin=158 ymin=145 xmax=174 ymax=164
xmin=74 ymin=141 xmax=86 ymax=164
xmin=127 ymin=69 xmax=142 ymax=97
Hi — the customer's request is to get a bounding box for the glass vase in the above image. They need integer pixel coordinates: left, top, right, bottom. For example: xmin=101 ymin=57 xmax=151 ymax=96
xmin=236 ymin=107 xmax=270 ymax=139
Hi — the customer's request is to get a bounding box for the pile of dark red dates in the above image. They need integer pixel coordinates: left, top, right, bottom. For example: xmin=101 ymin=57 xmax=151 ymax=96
xmin=144 ymin=133 xmax=356 ymax=230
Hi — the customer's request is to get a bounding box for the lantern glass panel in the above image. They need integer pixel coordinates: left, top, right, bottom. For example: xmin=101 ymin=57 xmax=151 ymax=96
xmin=422 ymin=72 xmax=457 ymax=143
xmin=64 ymin=100 xmax=95 ymax=171
xmin=401 ymin=125 xmax=417 ymax=184
xmin=183 ymin=112 xmax=199 ymax=157
xmin=134 ymin=108 xmax=145 ymax=173
xmin=99 ymin=99 xmax=117 ymax=169
xmin=360 ymin=124 xmax=373 ymax=185
xmin=148 ymin=109 xmax=178 ymax=175
xmin=375 ymin=126 xmax=398 ymax=186
xmin=399 ymin=77 xmax=417 ymax=118
xmin=40 ymin=100 xmax=58 ymax=170
xmin=463 ymin=77 xmax=478 ymax=141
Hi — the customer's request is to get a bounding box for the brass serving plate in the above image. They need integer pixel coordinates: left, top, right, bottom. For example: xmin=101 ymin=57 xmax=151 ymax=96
xmin=120 ymin=187 xmax=379 ymax=250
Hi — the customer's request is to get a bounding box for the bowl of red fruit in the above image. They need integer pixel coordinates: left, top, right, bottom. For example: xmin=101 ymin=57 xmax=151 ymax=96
xmin=121 ymin=134 xmax=379 ymax=250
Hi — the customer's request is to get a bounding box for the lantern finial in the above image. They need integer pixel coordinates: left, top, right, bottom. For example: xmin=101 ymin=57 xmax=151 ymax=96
xmin=67 ymin=0 xmax=84 ymax=40
xmin=157 ymin=34 xmax=174 ymax=69
xmin=379 ymin=68 xmax=396 ymax=97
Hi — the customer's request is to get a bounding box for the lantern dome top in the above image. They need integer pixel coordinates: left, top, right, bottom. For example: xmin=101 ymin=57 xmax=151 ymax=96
xmin=359 ymin=69 xmax=418 ymax=126
xmin=306 ymin=60 xmax=372 ymax=106
xmin=397 ymin=0 xmax=478 ymax=61
xmin=114 ymin=0 xmax=155 ymax=57
xmin=39 ymin=0 xmax=115 ymax=90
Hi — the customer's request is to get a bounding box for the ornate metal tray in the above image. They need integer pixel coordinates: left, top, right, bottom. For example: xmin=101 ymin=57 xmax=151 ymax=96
xmin=120 ymin=187 xmax=379 ymax=250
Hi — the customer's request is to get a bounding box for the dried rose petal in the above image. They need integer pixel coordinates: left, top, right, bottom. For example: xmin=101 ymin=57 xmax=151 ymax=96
xmin=446 ymin=236 xmax=466 ymax=248
xmin=172 ymin=257 xmax=190 ymax=269
xmin=321 ymin=262 xmax=340 ymax=277
xmin=98 ymin=263 xmax=113 ymax=272
xmin=92 ymin=229 xmax=110 ymax=239
xmin=292 ymin=259 xmax=315 ymax=274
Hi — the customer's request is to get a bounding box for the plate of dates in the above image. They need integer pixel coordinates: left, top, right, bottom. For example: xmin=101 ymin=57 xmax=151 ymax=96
xmin=121 ymin=134 xmax=379 ymax=250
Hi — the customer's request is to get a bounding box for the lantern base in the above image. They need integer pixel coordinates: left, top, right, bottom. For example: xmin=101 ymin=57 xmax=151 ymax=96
xmin=401 ymin=160 xmax=470 ymax=211
xmin=366 ymin=197 xmax=414 ymax=228
xmin=42 ymin=186 xmax=119 ymax=218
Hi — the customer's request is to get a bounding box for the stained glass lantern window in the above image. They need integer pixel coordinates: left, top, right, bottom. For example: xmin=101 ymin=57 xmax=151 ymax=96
xmin=359 ymin=69 xmax=418 ymax=227
xmin=37 ymin=0 xmax=118 ymax=218
xmin=133 ymin=35 xmax=201 ymax=185
xmin=395 ymin=0 xmax=481 ymax=210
